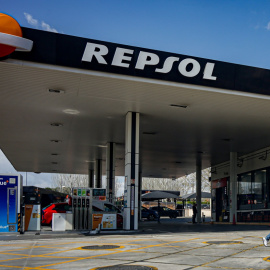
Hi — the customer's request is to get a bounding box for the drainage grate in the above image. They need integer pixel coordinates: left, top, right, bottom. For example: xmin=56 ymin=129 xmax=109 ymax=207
xmin=205 ymin=241 xmax=243 ymax=245
xmin=95 ymin=266 xmax=157 ymax=270
xmin=81 ymin=245 xmax=120 ymax=250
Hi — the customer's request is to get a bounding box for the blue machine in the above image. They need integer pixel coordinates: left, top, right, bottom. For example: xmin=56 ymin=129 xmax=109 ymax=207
xmin=0 ymin=174 xmax=23 ymax=233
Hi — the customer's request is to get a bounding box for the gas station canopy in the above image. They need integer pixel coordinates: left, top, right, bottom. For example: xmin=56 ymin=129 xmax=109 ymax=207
xmin=1 ymin=27 xmax=270 ymax=178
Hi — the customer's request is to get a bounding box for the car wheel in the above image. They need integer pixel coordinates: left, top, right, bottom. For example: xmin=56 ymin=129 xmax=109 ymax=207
xmin=147 ymin=214 xmax=155 ymax=221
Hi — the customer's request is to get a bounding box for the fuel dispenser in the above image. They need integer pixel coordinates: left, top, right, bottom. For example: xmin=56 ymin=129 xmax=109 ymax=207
xmin=0 ymin=174 xmax=23 ymax=233
xmin=72 ymin=187 xmax=91 ymax=230
xmin=24 ymin=188 xmax=41 ymax=231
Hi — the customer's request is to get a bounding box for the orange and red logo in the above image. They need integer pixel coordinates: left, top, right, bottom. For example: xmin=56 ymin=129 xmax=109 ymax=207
xmin=0 ymin=13 xmax=33 ymax=58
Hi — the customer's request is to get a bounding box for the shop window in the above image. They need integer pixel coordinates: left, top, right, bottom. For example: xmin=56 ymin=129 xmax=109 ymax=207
xmin=238 ymin=173 xmax=252 ymax=210
xmin=253 ymin=169 xmax=266 ymax=209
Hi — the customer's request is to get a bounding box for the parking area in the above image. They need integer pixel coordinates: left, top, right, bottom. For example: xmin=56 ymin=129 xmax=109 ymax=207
xmin=1 ymin=219 xmax=270 ymax=270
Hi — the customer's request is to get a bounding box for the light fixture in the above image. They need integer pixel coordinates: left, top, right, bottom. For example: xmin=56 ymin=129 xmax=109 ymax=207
xmin=97 ymin=145 xmax=107 ymax=148
xmin=51 ymin=153 xmax=59 ymax=156
xmin=237 ymin=159 xmax=243 ymax=168
xmin=63 ymin=109 xmax=80 ymax=115
xmin=50 ymin=123 xmax=63 ymax=127
xmin=259 ymin=151 xmax=267 ymax=161
xmin=51 ymin=162 xmax=58 ymax=165
xmin=170 ymin=104 xmax=188 ymax=108
xmin=175 ymin=161 xmax=181 ymax=164
xmin=85 ymin=160 xmax=95 ymax=163
xmin=50 ymin=140 xmax=62 ymax=143
xmin=48 ymin=88 xmax=65 ymax=94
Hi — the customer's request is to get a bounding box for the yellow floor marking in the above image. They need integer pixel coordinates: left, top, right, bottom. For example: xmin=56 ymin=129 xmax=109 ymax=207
xmin=0 ymin=265 xmax=55 ymax=270
xmin=38 ymin=238 xmax=199 ymax=268
xmin=0 ymin=257 xmax=29 ymax=263
xmin=196 ymin=243 xmax=263 ymax=270
xmin=0 ymin=247 xmax=38 ymax=254
xmin=0 ymin=253 xmax=80 ymax=259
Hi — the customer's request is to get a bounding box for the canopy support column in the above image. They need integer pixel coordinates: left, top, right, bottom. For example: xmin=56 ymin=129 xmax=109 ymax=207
xmin=124 ymin=112 xmax=139 ymax=230
xmin=229 ymin=152 xmax=237 ymax=223
xmin=196 ymin=154 xmax=202 ymax=223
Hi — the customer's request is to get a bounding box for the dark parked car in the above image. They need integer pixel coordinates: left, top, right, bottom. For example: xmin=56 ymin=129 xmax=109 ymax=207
xmin=141 ymin=206 xmax=159 ymax=221
xmin=202 ymin=204 xmax=210 ymax=209
xmin=150 ymin=206 xmax=178 ymax=218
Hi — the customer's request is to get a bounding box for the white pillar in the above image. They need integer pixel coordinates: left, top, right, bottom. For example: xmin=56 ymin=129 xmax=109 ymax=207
xmin=95 ymin=159 xmax=102 ymax=188
xmin=229 ymin=152 xmax=237 ymax=222
xmin=106 ymin=142 xmax=115 ymax=203
xmin=124 ymin=112 xmax=139 ymax=230
xmin=196 ymin=154 xmax=202 ymax=223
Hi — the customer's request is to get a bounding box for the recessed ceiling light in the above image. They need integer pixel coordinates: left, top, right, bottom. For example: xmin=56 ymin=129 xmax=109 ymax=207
xmin=48 ymin=89 xmax=65 ymax=94
xmin=63 ymin=109 xmax=80 ymax=115
xmin=175 ymin=161 xmax=181 ymax=164
xmin=50 ymin=123 xmax=63 ymax=127
xmin=51 ymin=162 xmax=58 ymax=165
xmin=50 ymin=140 xmax=62 ymax=143
xmin=85 ymin=160 xmax=95 ymax=163
xmin=97 ymin=145 xmax=107 ymax=148
xmin=51 ymin=153 xmax=59 ymax=156
xmin=170 ymin=104 xmax=188 ymax=108
xmin=222 ymin=138 xmax=231 ymax=142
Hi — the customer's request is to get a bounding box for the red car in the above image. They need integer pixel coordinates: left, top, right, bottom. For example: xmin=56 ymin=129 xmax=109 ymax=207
xmin=41 ymin=202 xmax=123 ymax=229
xmin=42 ymin=202 xmax=71 ymax=225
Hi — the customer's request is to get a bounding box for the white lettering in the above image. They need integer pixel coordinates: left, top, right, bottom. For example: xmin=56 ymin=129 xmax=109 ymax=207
xmin=203 ymin=62 xmax=217 ymax=80
xmin=112 ymin=48 xmax=134 ymax=68
xmin=135 ymin=51 xmax=159 ymax=70
xmin=155 ymin=57 xmax=179 ymax=73
xmin=178 ymin=58 xmax=200 ymax=77
xmin=81 ymin=42 xmax=218 ymax=81
xmin=82 ymin=43 xmax=108 ymax=64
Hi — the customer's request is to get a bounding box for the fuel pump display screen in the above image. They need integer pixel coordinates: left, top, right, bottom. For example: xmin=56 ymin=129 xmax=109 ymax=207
xmin=92 ymin=189 xmax=106 ymax=196
xmin=92 ymin=189 xmax=106 ymax=201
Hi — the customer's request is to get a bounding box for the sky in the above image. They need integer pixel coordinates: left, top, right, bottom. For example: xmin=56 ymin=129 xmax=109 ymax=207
xmin=1 ymin=0 xmax=270 ymax=187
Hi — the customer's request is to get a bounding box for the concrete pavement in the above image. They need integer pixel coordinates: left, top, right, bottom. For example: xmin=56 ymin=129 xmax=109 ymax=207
xmin=1 ymin=218 xmax=270 ymax=269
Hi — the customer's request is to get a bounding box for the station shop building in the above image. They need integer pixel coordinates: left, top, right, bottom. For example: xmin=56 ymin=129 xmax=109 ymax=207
xmin=2 ymin=13 xmax=270 ymax=229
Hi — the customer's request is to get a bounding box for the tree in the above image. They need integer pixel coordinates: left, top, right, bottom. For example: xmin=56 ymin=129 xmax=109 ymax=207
xmin=142 ymin=168 xmax=211 ymax=195
xmin=52 ymin=173 xmax=125 ymax=197
xmin=52 ymin=174 xmax=89 ymax=193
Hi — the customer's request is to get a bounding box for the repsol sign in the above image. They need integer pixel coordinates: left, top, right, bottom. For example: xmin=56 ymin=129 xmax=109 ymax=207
xmin=82 ymin=43 xmax=217 ymax=81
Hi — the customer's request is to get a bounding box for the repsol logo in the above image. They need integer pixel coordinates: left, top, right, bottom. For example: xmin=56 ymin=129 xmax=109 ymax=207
xmin=0 ymin=181 xmax=7 ymax=185
xmin=82 ymin=43 xmax=217 ymax=81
